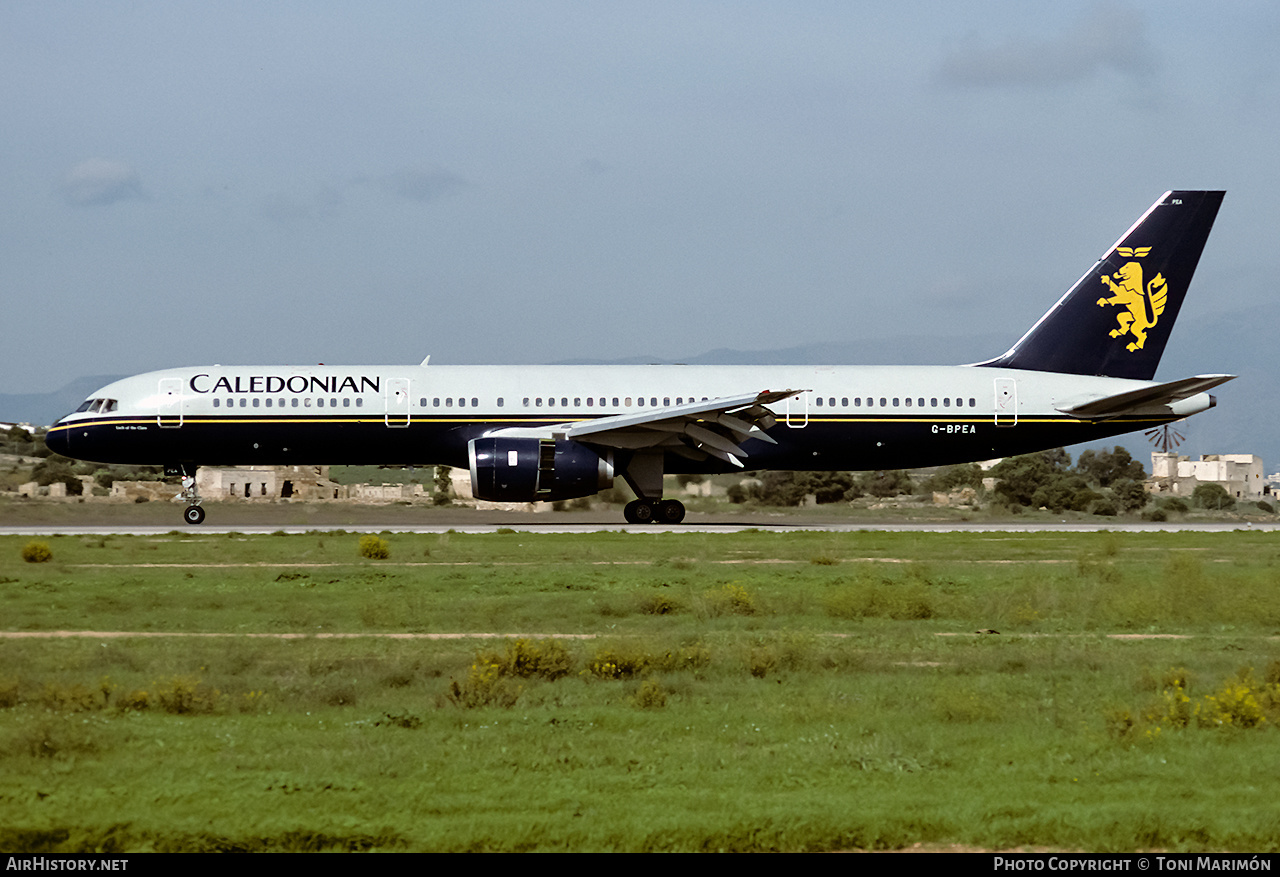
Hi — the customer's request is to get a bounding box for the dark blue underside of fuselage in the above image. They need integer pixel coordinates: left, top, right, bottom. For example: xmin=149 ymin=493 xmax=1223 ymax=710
xmin=50 ymin=413 xmax=1178 ymax=474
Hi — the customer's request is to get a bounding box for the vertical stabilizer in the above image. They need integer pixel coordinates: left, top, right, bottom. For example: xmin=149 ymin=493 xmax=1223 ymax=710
xmin=978 ymin=190 xmax=1224 ymax=380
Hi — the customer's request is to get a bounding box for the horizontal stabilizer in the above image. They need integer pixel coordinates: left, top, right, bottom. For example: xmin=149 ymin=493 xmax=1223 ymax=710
xmin=1055 ymin=374 xmax=1235 ymax=419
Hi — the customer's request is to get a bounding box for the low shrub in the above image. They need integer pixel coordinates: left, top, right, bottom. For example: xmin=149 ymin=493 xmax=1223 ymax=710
xmin=703 ymin=583 xmax=758 ymax=617
xmin=1112 ymin=666 xmax=1280 ymax=739
xmin=446 ymin=660 xmax=522 ymax=708
xmin=358 ymin=535 xmax=390 ymax=560
xmin=587 ymin=646 xmax=650 ymax=679
xmin=21 ymin=541 xmax=52 ymax=563
xmin=824 ymin=577 xmax=935 ymax=620
xmin=632 ymin=679 xmax=667 ymax=709
xmin=638 ymin=592 xmax=683 ymax=615
xmin=477 ymin=638 xmax=574 ymax=681
xmin=152 ymin=675 xmax=222 ymax=714
xmin=0 ymin=676 xmax=19 ymax=709
xmin=39 ymin=681 xmax=104 ymax=713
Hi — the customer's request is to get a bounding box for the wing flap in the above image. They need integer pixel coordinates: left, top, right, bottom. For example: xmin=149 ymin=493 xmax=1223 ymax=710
xmin=488 ymin=389 xmax=802 ymax=457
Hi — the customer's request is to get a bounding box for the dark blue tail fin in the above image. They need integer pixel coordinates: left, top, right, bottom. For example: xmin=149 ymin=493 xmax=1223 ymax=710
xmin=978 ymin=190 xmax=1224 ymax=380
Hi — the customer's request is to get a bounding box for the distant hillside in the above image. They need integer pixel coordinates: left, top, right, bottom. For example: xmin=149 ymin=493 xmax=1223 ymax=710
xmin=555 ymin=333 xmax=1011 ymax=367
xmin=0 ymin=375 xmax=125 ymax=428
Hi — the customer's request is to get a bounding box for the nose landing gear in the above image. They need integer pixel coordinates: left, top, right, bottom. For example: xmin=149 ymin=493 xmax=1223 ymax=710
xmin=167 ymin=464 xmax=205 ymax=525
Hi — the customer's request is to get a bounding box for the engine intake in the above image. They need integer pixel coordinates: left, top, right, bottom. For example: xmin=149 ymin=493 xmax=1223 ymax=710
xmin=468 ymin=437 xmax=614 ymax=503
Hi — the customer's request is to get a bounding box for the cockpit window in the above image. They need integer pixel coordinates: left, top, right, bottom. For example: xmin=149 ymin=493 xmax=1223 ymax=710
xmin=89 ymin=399 xmax=104 ymax=413
xmin=76 ymin=400 xmax=93 ymax=413
xmin=104 ymin=399 xmax=118 ymax=412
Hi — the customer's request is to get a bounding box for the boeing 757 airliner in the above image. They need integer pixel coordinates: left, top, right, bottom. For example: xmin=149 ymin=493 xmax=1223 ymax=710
xmin=46 ymin=190 xmax=1231 ymax=525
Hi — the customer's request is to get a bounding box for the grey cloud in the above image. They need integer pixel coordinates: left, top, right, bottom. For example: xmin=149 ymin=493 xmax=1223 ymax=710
xmin=59 ymin=158 xmax=145 ymax=206
xmin=259 ymin=184 xmax=344 ymax=224
xmin=380 ymin=169 xmax=470 ymax=203
xmin=936 ymin=3 xmax=1156 ymax=89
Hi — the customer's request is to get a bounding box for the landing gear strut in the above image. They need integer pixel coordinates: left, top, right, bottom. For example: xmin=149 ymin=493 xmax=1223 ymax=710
xmin=623 ymin=498 xmax=685 ymax=525
xmin=620 ymin=451 xmax=686 ymax=525
xmin=168 ymin=463 xmax=205 ymax=525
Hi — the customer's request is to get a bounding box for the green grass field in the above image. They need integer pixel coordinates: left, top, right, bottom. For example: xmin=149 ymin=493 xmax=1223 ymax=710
xmin=2 ymin=529 xmax=1279 ymax=851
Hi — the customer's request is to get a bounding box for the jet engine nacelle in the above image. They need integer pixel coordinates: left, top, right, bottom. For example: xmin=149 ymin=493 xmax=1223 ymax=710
xmin=468 ymin=437 xmax=615 ymax=503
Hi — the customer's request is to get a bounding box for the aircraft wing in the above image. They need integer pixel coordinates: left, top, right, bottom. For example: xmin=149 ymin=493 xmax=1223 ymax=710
xmin=488 ymin=389 xmax=803 ymax=467
xmin=1055 ymin=374 xmax=1235 ymax=420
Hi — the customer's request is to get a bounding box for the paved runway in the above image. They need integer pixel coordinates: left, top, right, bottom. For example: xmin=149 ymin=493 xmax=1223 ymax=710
xmin=4 ymin=522 xmax=1278 ymax=536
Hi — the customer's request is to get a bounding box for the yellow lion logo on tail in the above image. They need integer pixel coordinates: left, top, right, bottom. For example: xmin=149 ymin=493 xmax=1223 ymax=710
xmin=1096 ymin=246 xmax=1167 ymax=352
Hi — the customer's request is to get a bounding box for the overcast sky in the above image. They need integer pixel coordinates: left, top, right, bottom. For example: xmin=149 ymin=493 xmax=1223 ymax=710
xmin=3 ymin=1 xmax=1277 ymax=393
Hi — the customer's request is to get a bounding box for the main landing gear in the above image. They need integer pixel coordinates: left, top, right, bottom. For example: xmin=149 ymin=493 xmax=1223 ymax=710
xmin=623 ymin=498 xmax=686 ymax=525
xmin=168 ymin=463 xmax=205 ymax=525
xmin=620 ymin=450 xmax=686 ymax=524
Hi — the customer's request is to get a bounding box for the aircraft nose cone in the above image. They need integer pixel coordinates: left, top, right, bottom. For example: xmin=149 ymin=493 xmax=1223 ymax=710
xmin=44 ymin=424 xmax=70 ymax=457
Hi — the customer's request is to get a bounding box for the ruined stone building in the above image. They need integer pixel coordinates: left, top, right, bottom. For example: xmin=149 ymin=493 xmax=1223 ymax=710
xmin=1148 ymin=452 xmax=1266 ymax=500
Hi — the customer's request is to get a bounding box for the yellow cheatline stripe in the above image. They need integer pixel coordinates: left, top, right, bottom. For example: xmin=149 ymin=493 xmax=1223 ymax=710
xmin=50 ymin=413 xmax=1175 ymax=431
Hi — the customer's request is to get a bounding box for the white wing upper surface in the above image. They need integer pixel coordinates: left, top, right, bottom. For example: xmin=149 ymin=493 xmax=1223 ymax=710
xmin=486 ymin=389 xmax=802 ymax=467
